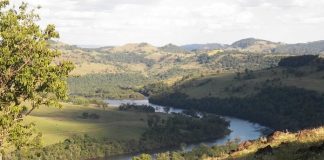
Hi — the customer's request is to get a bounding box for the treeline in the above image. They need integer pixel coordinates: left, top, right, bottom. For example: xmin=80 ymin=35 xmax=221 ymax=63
xmin=139 ymin=82 xmax=171 ymax=96
xmin=274 ymin=40 xmax=324 ymax=55
xmin=150 ymin=86 xmax=324 ymax=131
xmin=196 ymin=51 xmax=283 ymax=71
xmin=68 ymin=68 xmax=201 ymax=99
xmin=8 ymin=135 xmax=142 ymax=160
xmin=98 ymin=53 xmax=155 ymax=67
xmin=119 ymin=103 xmax=155 ymax=113
xmin=140 ymin=114 xmax=231 ymax=150
xmin=133 ymin=141 xmax=239 ymax=160
xmin=278 ymin=55 xmax=321 ymax=67
xmin=67 ymin=96 xmax=108 ymax=108
xmin=68 ymin=73 xmax=153 ymax=99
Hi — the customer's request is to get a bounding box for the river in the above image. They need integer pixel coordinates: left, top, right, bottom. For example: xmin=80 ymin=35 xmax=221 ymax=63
xmin=106 ymin=99 xmax=271 ymax=160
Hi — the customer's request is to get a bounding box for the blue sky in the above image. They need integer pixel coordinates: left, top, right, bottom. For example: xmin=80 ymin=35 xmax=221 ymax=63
xmin=13 ymin=0 xmax=324 ymax=46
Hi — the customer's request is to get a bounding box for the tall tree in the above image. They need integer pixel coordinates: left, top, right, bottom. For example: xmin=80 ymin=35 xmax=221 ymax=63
xmin=0 ymin=0 xmax=74 ymax=155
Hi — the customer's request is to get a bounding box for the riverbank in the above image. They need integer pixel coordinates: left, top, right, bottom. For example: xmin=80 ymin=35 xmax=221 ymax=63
xmin=104 ymin=99 xmax=271 ymax=160
xmin=17 ymin=100 xmax=233 ymax=160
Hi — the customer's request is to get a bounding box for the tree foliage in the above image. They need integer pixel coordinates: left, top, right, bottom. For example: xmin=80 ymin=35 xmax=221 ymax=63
xmin=0 ymin=0 xmax=74 ymax=153
xmin=140 ymin=114 xmax=230 ymax=150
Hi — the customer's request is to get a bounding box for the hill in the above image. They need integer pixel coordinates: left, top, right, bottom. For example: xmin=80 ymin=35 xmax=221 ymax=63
xmin=53 ymin=40 xmax=284 ymax=99
xmin=102 ymin=43 xmax=159 ymax=54
xmin=159 ymin=43 xmax=189 ymax=53
xmin=181 ymin=43 xmax=227 ymax=51
xmin=229 ymin=38 xmax=282 ymax=53
xmin=149 ymin=55 xmax=324 ymax=131
xmin=274 ymin=40 xmax=324 ymax=55
xmin=218 ymin=127 xmax=324 ymax=160
xmin=53 ymin=39 xmax=324 ymax=99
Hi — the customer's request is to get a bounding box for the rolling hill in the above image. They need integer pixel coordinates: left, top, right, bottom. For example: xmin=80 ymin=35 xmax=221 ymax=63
xmin=149 ymin=55 xmax=324 ymax=131
xmin=229 ymin=38 xmax=282 ymax=53
xmin=53 ymin=38 xmax=324 ymax=99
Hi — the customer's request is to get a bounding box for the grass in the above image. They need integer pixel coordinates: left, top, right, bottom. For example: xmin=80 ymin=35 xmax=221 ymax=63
xmin=205 ymin=127 xmax=324 ymax=160
xmin=25 ymin=103 xmax=167 ymax=146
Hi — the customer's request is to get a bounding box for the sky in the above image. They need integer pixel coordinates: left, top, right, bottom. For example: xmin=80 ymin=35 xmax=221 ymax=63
xmin=11 ymin=0 xmax=324 ymax=46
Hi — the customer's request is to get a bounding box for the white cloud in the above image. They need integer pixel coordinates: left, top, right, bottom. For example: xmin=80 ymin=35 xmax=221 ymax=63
xmin=11 ymin=0 xmax=324 ymax=46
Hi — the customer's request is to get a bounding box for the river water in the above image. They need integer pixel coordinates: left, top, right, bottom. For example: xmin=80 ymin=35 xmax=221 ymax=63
xmin=105 ymin=99 xmax=271 ymax=160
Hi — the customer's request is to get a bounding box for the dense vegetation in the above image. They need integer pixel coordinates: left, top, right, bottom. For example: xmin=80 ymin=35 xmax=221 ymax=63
xmin=67 ymin=68 xmax=204 ymax=99
xmin=68 ymin=73 xmax=152 ymax=99
xmin=98 ymin=53 xmax=155 ymax=67
xmin=140 ymin=114 xmax=231 ymax=150
xmin=133 ymin=141 xmax=239 ymax=160
xmin=139 ymin=82 xmax=170 ymax=96
xmin=278 ymin=55 xmax=321 ymax=67
xmin=8 ymin=135 xmax=143 ymax=160
xmin=119 ymin=103 xmax=155 ymax=113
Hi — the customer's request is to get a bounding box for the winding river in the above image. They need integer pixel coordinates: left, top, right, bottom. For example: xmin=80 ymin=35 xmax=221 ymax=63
xmin=106 ymin=99 xmax=271 ymax=160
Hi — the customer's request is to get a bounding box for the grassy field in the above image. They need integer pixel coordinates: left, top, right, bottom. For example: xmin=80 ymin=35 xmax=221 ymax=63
xmin=25 ymin=103 xmax=167 ymax=146
xmin=178 ymin=66 xmax=324 ymax=99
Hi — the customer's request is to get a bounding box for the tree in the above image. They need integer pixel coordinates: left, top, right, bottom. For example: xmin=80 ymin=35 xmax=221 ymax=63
xmin=132 ymin=154 xmax=152 ymax=160
xmin=197 ymin=53 xmax=210 ymax=64
xmin=0 ymin=0 xmax=74 ymax=155
xmin=156 ymin=152 xmax=170 ymax=160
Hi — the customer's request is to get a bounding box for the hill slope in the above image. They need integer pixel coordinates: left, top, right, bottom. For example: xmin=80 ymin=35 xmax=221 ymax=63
xmin=230 ymin=38 xmax=282 ymax=53
xmin=149 ymin=55 xmax=324 ymax=131
xmin=274 ymin=40 xmax=324 ymax=55
xmin=207 ymin=127 xmax=324 ymax=160
xmin=53 ymin=39 xmax=324 ymax=99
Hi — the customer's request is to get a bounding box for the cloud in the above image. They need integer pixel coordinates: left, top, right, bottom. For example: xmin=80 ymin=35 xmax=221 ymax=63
xmin=11 ymin=0 xmax=324 ymax=45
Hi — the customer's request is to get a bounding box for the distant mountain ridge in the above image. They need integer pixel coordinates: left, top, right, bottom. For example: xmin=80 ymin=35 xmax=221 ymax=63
xmin=228 ymin=38 xmax=282 ymax=53
xmin=181 ymin=38 xmax=324 ymax=55
xmin=181 ymin=43 xmax=227 ymax=51
xmin=274 ymin=40 xmax=324 ymax=55
xmin=54 ymin=38 xmax=324 ymax=55
xmin=159 ymin=43 xmax=189 ymax=53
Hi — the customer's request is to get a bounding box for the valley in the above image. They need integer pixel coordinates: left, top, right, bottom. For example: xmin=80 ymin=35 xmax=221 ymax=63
xmin=5 ymin=37 xmax=324 ymax=160
xmin=54 ymin=39 xmax=324 ymax=160
xmin=2 ymin=1 xmax=324 ymax=159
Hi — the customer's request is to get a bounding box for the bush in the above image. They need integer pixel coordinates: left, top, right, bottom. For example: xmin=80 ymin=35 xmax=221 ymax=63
xmin=119 ymin=104 xmax=155 ymax=113
xmin=81 ymin=112 xmax=100 ymax=119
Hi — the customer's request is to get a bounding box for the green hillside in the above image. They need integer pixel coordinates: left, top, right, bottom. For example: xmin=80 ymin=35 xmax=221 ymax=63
xmin=150 ymin=55 xmax=324 ymax=131
xmin=163 ymin=55 xmax=324 ymax=98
